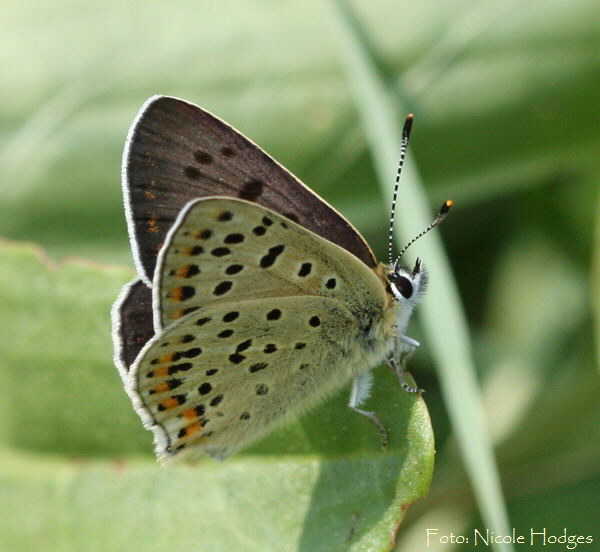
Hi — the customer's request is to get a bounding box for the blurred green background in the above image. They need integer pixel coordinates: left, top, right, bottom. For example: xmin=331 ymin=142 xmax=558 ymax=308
xmin=1 ymin=0 xmax=599 ymax=551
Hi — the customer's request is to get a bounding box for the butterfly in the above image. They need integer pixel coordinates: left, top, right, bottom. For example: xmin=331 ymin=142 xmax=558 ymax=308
xmin=112 ymin=96 xmax=451 ymax=461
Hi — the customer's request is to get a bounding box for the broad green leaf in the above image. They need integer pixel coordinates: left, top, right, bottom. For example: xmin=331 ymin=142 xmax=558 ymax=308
xmin=0 ymin=241 xmax=434 ymax=551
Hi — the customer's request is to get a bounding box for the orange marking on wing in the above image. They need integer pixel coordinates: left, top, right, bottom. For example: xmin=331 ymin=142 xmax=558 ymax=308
xmin=144 ymin=190 xmax=157 ymax=199
xmin=147 ymin=211 xmax=159 ymax=233
xmin=181 ymin=408 xmax=198 ymax=420
xmin=158 ymin=353 xmax=174 ymax=364
xmin=152 ymin=366 xmax=170 ymax=377
xmin=188 ymin=229 xmax=207 ymax=239
xmin=168 ymin=287 xmax=184 ymax=301
xmin=160 ymin=396 xmax=181 ymax=410
xmin=152 ymin=382 xmax=170 ymax=394
xmin=175 ymin=265 xmax=192 ymax=278
xmin=180 ymin=421 xmax=203 ymax=439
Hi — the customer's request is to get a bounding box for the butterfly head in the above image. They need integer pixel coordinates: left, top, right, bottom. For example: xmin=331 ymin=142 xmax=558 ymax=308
xmin=388 ymin=257 xmax=427 ymax=310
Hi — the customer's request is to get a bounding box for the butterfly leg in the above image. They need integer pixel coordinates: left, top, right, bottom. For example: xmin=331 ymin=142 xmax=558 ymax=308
xmin=387 ymin=336 xmax=423 ymax=393
xmin=349 ymin=372 xmax=389 ymax=449
xmin=400 ymin=335 xmax=420 ymax=351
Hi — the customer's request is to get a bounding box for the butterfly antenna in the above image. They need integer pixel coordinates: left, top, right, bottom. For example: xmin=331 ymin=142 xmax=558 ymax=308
xmin=394 ymin=199 xmax=454 ymax=266
xmin=387 ymin=114 xmax=414 ymax=264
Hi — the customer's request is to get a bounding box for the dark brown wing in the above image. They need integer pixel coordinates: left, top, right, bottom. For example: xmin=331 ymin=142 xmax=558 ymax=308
xmin=122 ymin=95 xmax=376 ymax=283
xmin=111 ymin=278 xmax=155 ymax=374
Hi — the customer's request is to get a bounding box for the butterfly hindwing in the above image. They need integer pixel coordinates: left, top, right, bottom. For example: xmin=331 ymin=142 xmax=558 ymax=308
xmin=111 ymin=278 xmax=155 ymax=376
xmin=123 ymin=96 xmax=376 ymax=284
xmin=154 ymin=197 xmax=387 ymax=332
xmin=131 ymin=296 xmax=365 ymax=460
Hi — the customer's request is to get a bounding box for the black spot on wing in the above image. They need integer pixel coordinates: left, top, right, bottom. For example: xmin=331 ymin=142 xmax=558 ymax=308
xmin=225 ymin=264 xmax=244 ymax=275
xmin=325 ymin=278 xmax=337 ymax=289
xmin=236 ymin=339 xmax=252 ymax=352
xmin=266 ymin=309 xmax=281 ymax=321
xmin=260 ymin=245 xmax=285 ymax=268
xmin=249 ymin=362 xmax=267 ymax=373
xmin=298 ymin=263 xmax=312 ymax=277
xmin=211 ymin=247 xmax=231 ymax=257
xmin=239 ymin=179 xmax=264 ymax=201
xmin=223 ymin=311 xmax=239 ymax=322
xmin=184 ymin=166 xmax=200 ymax=180
xmin=224 ymin=233 xmax=244 ymax=244
xmin=198 ymin=382 xmax=212 ymax=395
xmin=255 ymin=384 xmax=269 ymax=396
xmin=213 ymin=281 xmax=233 ymax=296
xmin=194 ymin=150 xmax=213 ymax=164
xmin=210 ymin=394 xmax=223 ymax=407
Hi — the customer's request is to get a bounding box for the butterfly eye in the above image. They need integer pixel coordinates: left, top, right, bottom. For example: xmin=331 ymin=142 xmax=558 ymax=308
xmin=389 ymin=273 xmax=414 ymax=299
xmin=396 ymin=276 xmax=413 ymax=299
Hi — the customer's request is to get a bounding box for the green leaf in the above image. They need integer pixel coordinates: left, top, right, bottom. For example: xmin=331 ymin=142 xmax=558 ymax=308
xmin=0 ymin=241 xmax=434 ymax=551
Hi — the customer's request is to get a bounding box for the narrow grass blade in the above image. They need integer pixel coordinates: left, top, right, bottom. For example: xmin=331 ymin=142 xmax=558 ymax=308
xmin=330 ymin=1 xmax=513 ymax=548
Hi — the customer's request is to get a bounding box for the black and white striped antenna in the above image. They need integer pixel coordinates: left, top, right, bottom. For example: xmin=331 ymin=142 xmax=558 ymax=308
xmin=386 ymin=114 xmax=453 ymax=267
xmin=387 ymin=114 xmax=414 ymax=265
xmin=394 ymin=199 xmax=453 ymax=268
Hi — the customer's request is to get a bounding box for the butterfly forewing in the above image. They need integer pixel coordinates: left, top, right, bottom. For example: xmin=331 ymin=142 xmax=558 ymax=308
xmin=123 ymin=96 xmax=376 ymax=284
xmin=132 ymin=295 xmax=364 ymax=460
xmin=154 ymin=197 xmax=387 ymax=332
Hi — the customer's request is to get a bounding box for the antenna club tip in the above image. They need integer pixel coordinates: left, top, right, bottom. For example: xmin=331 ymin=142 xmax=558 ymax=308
xmin=441 ymin=199 xmax=454 ymax=214
xmin=402 ymin=114 xmax=414 ymax=138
